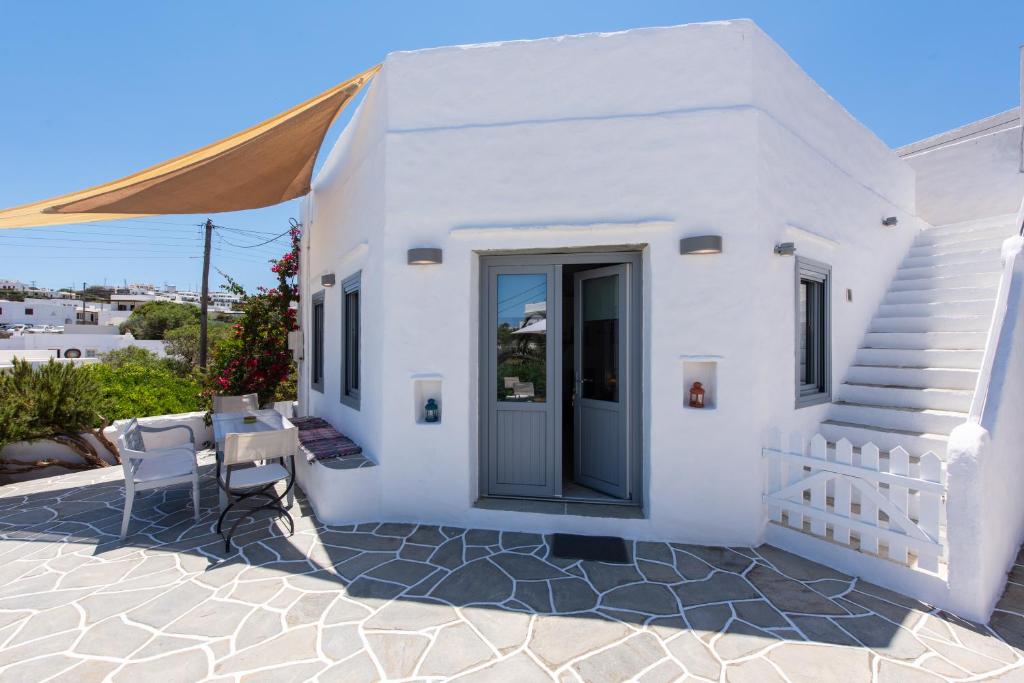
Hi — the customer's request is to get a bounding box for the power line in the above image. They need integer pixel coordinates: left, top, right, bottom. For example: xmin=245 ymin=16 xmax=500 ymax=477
xmin=214 ymin=226 xmax=292 ymax=248
xmin=0 ymin=235 xmax=204 ymax=249
xmin=0 ymin=228 xmax=204 ymax=242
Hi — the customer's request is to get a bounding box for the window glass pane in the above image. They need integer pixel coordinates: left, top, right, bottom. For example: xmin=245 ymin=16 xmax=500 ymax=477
xmin=799 ymin=280 xmax=810 ymax=386
xmin=799 ymin=277 xmax=826 ymax=395
xmin=312 ymin=302 xmax=324 ymax=386
xmin=346 ymin=290 xmax=359 ymax=392
xmin=581 ymin=274 xmax=619 ymax=402
xmin=496 ymin=274 xmax=546 ymax=402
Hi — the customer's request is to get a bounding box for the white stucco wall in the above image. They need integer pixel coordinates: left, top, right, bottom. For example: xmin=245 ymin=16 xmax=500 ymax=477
xmin=899 ymin=111 xmax=1024 ymax=227
xmin=300 ymin=20 xmax=920 ymax=546
xmin=0 ymin=299 xmax=79 ymax=325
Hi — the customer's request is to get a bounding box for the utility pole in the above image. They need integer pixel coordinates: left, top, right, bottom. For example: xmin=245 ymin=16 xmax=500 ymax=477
xmin=81 ymin=281 xmax=86 ymax=323
xmin=199 ymin=219 xmax=214 ymax=369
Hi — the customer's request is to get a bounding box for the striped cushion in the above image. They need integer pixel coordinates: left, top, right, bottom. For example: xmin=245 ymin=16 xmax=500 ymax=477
xmin=290 ymin=416 xmax=363 ymax=463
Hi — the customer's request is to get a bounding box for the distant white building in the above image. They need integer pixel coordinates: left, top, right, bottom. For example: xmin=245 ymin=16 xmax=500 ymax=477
xmin=0 ymin=330 xmax=165 ymax=360
xmin=0 ymin=298 xmax=78 ymax=326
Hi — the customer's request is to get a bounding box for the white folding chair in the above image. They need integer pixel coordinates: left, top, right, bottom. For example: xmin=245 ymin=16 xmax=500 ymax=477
xmin=216 ymin=428 xmax=297 ymax=551
xmin=213 ymin=393 xmax=259 ymax=413
xmin=117 ymin=419 xmax=200 ymax=539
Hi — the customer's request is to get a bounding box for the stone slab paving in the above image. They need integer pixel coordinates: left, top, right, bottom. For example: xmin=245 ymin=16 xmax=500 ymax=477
xmin=0 ymin=457 xmax=1022 ymax=682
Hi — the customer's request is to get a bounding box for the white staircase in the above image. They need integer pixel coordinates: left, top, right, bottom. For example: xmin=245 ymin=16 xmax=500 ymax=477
xmin=821 ymin=219 xmax=1018 ymax=457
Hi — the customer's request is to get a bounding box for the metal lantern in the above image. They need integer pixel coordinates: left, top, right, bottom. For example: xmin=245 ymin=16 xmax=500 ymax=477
xmin=424 ymin=398 xmax=440 ymax=423
xmin=688 ymin=382 xmax=705 ymax=409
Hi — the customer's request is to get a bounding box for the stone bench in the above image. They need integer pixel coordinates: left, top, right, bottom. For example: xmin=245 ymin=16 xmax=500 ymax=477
xmin=290 ymin=416 xmax=375 ymax=470
xmin=284 ymin=413 xmax=381 ymax=524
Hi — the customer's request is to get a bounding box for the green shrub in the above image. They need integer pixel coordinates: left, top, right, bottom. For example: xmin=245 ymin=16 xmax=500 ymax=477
xmin=120 ymin=301 xmax=200 ymax=340
xmin=99 ymin=346 xmax=189 ymax=376
xmin=87 ymin=363 xmax=204 ymax=421
xmin=0 ymin=359 xmax=120 ymax=472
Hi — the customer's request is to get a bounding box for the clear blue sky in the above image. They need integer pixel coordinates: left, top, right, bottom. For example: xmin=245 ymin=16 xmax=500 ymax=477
xmin=1 ymin=1 xmax=1021 ymax=292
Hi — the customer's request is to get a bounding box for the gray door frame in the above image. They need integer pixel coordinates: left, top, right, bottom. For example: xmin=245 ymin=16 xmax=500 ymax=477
xmin=478 ymin=250 xmax=643 ymax=506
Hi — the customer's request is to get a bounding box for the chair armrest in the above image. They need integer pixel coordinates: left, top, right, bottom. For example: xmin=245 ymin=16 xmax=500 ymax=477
xmin=126 ymin=444 xmax=196 ymax=460
xmin=139 ymin=424 xmax=195 ymax=447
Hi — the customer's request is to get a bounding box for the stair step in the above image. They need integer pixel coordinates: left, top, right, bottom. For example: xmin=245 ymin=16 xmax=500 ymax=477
xmin=829 ymin=402 xmax=967 ymax=435
xmin=888 ymin=271 xmax=1002 ymax=292
xmin=901 ymin=248 xmax=1002 ymax=269
xmin=854 ymin=348 xmax=983 ymax=369
xmin=819 ymin=420 xmax=949 ymax=458
xmin=876 ymin=299 xmax=996 ymax=318
xmin=884 ymin=286 xmax=998 ymax=304
xmin=917 ymin=222 xmax=1017 ymax=243
xmin=908 ymin=235 xmax=1013 ymax=257
xmin=869 ymin=315 xmax=990 ymax=333
xmin=837 ymin=383 xmax=973 ymax=412
xmin=895 ymin=259 xmax=1002 ymax=281
xmin=862 ymin=331 xmax=987 ymax=350
xmin=845 ymin=365 xmax=978 ymax=389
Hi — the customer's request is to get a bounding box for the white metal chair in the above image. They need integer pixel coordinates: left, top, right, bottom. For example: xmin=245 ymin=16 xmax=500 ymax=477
xmin=117 ymin=419 xmax=200 ymax=539
xmin=213 ymin=393 xmax=259 ymax=413
xmin=216 ymin=427 xmax=297 ymax=551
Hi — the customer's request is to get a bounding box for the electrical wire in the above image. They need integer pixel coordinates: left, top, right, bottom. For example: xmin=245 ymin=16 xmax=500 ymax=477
xmin=213 ymin=226 xmax=292 ymax=248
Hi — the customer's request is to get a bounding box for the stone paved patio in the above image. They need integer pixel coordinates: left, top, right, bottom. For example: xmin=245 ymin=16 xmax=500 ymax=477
xmin=1 ymin=457 xmax=1024 ymax=682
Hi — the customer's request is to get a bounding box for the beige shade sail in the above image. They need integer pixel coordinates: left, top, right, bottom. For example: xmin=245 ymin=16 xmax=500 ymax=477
xmin=0 ymin=65 xmax=381 ymax=229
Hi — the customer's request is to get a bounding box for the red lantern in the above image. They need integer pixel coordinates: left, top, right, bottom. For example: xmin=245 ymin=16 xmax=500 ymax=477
xmin=689 ymin=381 xmax=705 ymax=408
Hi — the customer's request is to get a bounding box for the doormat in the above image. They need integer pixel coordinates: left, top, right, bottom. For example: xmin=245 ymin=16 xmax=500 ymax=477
xmin=550 ymin=533 xmax=630 ymax=563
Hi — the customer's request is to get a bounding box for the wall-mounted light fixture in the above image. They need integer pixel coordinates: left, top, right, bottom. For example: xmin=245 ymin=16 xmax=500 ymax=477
xmin=407 ymin=248 xmax=443 ymax=265
xmin=679 ymin=235 xmax=723 ymax=255
xmin=320 ymin=273 xmax=336 ymax=287
xmin=882 ymin=216 xmax=898 ymax=227
xmin=774 ymin=242 xmax=796 ymax=256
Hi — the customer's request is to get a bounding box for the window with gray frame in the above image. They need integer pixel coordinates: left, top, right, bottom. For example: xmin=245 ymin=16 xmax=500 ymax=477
xmin=311 ymin=290 xmax=325 ymax=393
xmin=340 ymin=272 xmax=361 ymax=409
xmin=796 ymin=258 xmax=831 ymax=407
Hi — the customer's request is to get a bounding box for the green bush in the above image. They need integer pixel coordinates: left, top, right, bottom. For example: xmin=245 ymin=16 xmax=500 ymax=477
xmin=87 ymin=362 xmax=204 ymax=421
xmin=0 ymin=359 xmax=120 ymax=472
xmin=99 ymin=346 xmax=189 ymax=376
xmin=120 ymin=301 xmax=200 ymax=340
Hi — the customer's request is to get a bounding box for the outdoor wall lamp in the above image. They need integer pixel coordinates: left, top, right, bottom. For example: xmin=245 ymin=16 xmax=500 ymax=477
xmin=408 ymin=248 xmax=443 ymax=265
xmin=679 ymin=235 xmax=723 ymax=255
xmin=882 ymin=216 xmax=898 ymax=227
xmin=320 ymin=273 xmax=336 ymax=287
xmin=774 ymin=242 xmax=796 ymax=256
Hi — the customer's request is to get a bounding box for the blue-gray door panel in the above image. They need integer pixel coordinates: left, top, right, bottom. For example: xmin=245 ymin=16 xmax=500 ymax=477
xmin=495 ymin=409 xmax=548 ymax=487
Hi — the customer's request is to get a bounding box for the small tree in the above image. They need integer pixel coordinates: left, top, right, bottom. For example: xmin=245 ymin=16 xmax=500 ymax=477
xmin=0 ymin=359 xmax=120 ymax=474
xmin=165 ymin=321 xmax=230 ymax=369
xmin=121 ymin=301 xmax=200 ymax=340
xmin=206 ymin=223 xmax=300 ymax=407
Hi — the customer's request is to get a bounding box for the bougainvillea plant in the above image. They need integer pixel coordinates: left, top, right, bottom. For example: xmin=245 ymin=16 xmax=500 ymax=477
xmin=205 ymin=221 xmax=301 ymax=408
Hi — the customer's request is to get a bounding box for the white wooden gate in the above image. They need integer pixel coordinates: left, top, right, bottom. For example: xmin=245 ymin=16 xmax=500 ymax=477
xmin=763 ymin=434 xmax=947 ymax=573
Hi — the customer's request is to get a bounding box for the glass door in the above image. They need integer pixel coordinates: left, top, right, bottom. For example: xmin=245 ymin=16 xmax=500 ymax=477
xmin=484 ymin=266 xmax=559 ymax=497
xmin=573 ymin=264 xmax=629 ymax=498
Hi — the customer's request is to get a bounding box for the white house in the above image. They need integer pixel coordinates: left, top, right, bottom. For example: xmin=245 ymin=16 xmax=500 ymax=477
xmin=293 ymin=20 xmax=1024 ymax=621
xmin=0 ymin=327 xmax=166 ymax=359
xmin=0 ymin=298 xmax=79 ymax=326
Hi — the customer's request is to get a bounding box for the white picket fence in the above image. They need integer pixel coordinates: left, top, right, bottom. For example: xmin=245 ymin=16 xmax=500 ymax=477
xmin=763 ymin=433 xmax=947 ymax=574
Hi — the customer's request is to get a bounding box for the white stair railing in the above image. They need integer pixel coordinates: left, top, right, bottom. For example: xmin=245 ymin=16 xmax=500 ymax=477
xmin=763 ymin=433 xmax=947 ymax=573
xmin=968 ymin=200 xmax=1024 ymax=422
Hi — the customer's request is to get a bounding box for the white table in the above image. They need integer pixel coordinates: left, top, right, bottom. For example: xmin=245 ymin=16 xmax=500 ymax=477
xmin=212 ymin=409 xmax=295 ymax=509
